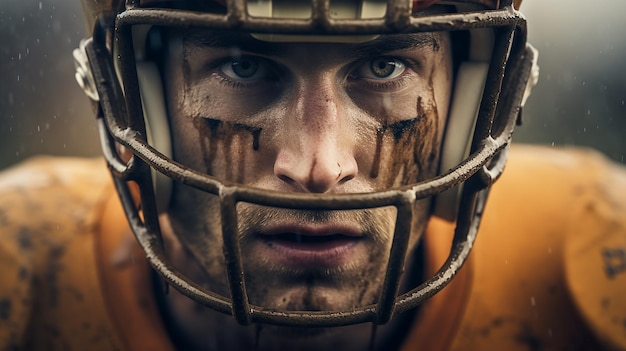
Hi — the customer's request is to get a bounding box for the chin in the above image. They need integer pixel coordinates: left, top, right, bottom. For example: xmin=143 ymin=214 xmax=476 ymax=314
xmin=245 ymin=278 xmax=384 ymax=315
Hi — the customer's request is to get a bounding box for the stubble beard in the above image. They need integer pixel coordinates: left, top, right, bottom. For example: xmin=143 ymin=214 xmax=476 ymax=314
xmin=237 ymin=205 xmax=396 ymax=313
xmin=165 ymin=190 xmax=430 ymax=349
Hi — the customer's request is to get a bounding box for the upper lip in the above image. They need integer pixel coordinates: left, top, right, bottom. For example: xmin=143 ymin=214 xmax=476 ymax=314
xmin=259 ymin=222 xmax=363 ymax=238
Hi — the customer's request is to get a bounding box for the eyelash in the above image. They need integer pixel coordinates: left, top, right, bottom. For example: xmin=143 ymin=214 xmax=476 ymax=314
xmin=348 ymin=57 xmax=418 ymax=91
xmin=356 ymin=75 xmax=409 ymax=90
xmin=204 ymin=55 xmax=418 ymax=91
xmin=211 ymin=72 xmax=255 ymax=89
xmin=209 ymin=56 xmax=280 ymax=89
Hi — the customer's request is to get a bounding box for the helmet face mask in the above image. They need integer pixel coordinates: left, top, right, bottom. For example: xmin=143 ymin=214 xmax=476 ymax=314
xmin=77 ymin=0 xmax=536 ymax=327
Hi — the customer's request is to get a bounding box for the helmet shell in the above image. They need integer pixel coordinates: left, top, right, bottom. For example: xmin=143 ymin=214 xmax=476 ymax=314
xmin=79 ymin=0 xmax=524 ymax=32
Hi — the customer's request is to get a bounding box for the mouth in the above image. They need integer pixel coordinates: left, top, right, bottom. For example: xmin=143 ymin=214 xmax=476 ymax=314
xmin=256 ymin=223 xmax=364 ymax=268
xmin=271 ymin=232 xmax=357 ymax=245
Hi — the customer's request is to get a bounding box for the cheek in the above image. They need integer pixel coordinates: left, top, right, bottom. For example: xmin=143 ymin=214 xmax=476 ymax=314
xmin=171 ymin=116 xmax=271 ymax=186
xmin=369 ymin=108 xmax=441 ymax=188
xmin=190 ymin=118 xmax=263 ymax=183
xmin=356 ymin=92 xmax=443 ymax=189
xmin=167 ymin=75 xmax=272 ymax=184
xmin=359 ymin=62 xmax=451 ymax=188
xmin=166 ymin=188 xmax=232 ymax=295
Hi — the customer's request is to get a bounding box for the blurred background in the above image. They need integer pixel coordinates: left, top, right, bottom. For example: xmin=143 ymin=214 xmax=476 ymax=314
xmin=1 ymin=0 xmax=625 ymax=170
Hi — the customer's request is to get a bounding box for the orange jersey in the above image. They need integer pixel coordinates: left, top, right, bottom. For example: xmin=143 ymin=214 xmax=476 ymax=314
xmin=1 ymin=145 xmax=625 ymax=350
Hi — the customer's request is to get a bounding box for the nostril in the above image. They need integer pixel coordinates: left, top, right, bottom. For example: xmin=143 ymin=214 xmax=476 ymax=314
xmin=277 ymin=174 xmax=295 ymax=186
xmin=340 ymin=174 xmax=355 ymax=183
xmin=274 ymin=149 xmax=358 ymax=193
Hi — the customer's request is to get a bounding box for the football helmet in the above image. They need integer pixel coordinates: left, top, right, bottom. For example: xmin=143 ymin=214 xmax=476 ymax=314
xmin=74 ymin=0 xmax=538 ymax=327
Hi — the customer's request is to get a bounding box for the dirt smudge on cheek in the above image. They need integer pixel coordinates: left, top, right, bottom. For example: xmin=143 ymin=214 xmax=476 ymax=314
xmin=369 ymin=95 xmax=439 ymax=188
xmin=192 ymin=117 xmax=262 ymax=183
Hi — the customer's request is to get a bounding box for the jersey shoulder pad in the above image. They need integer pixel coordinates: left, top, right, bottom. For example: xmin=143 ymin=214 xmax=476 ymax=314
xmin=563 ymin=150 xmax=626 ymax=350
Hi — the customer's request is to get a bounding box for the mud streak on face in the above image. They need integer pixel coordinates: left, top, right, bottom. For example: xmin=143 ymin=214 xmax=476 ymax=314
xmin=193 ymin=117 xmax=262 ymax=183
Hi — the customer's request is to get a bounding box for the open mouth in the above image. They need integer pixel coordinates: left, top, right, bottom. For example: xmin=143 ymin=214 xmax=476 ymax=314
xmin=263 ymin=232 xmax=361 ymax=253
xmin=271 ymin=233 xmax=355 ymax=245
xmin=256 ymin=224 xmax=363 ymax=266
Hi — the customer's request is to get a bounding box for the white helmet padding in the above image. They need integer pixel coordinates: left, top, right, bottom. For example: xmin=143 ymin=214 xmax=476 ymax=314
xmin=434 ymin=25 xmax=493 ymax=220
xmin=136 ymin=61 xmax=172 ymax=213
xmin=434 ymin=61 xmax=489 ymax=220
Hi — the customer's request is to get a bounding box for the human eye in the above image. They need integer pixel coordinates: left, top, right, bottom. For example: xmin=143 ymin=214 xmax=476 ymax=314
xmin=353 ymin=57 xmax=406 ymax=81
xmin=218 ymin=56 xmax=273 ymax=83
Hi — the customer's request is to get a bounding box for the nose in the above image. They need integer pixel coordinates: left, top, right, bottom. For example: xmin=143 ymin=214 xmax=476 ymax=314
xmin=273 ymin=78 xmax=358 ymax=193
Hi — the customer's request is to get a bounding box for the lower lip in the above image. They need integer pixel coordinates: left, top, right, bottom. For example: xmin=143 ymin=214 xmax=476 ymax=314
xmin=257 ymin=236 xmax=361 ymax=267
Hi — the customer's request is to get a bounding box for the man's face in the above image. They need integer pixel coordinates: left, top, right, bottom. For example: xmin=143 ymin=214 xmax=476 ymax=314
xmin=161 ymin=29 xmax=453 ymax=312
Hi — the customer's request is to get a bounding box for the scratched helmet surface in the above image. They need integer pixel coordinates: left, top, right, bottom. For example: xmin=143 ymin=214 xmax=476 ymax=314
xmin=75 ymin=0 xmax=536 ymax=327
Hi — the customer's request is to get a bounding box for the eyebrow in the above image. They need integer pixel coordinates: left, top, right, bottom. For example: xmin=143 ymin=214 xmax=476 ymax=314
xmin=352 ymin=33 xmax=439 ymax=57
xmin=183 ymin=30 xmax=440 ymax=57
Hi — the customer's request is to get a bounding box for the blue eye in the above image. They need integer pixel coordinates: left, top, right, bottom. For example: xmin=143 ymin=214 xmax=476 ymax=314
xmin=220 ymin=57 xmax=267 ymax=80
xmin=358 ymin=58 xmax=405 ymax=80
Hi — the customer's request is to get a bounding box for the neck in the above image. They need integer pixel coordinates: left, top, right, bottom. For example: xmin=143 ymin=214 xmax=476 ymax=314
xmin=155 ymin=287 xmax=382 ymax=351
xmin=152 ymin=245 xmax=425 ymax=351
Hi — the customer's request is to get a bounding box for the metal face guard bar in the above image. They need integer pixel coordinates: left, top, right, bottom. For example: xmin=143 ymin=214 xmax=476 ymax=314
xmin=83 ymin=0 xmax=535 ymax=327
